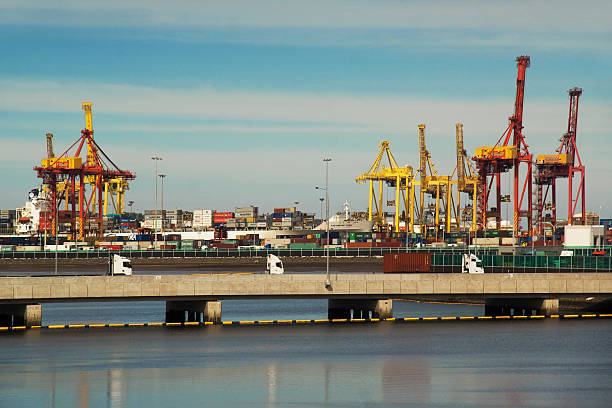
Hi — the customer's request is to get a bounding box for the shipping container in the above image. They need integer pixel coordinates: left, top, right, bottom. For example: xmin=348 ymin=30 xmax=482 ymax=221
xmin=383 ymin=253 xmax=431 ymax=273
xmin=346 ymin=242 xmax=373 ymax=248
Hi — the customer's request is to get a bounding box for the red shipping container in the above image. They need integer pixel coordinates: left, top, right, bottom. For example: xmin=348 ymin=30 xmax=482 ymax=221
xmin=209 ymin=243 xmax=237 ymax=249
xmin=346 ymin=242 xmax=373 ymax=248
xmin=383 ymin=253 xmax=431 ymax=273
xmin=374 ymin=242 xmax=402 ymax=248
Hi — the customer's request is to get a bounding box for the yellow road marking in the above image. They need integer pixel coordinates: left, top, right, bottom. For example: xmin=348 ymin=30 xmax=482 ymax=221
xmin=31 ymin=325 xmax=41 ymax=329
xmin=12 ymin=326 xmax=26 ymax=330
xmin=550 ymin=314 xmax=559 ymax=318
xmin=459 ymin=316 xmax=475 ymax=320
xmin=277 ymin=320 xmax=293 ymax=324
xmin=370 ymin=318 xmax=380 ymax=322
xmin=385 ymin=318 xmax=396 ymax=321
xmin=563 ymin=314 xmax=578 ymax=318
xmin=89 ymin=324 xmax=106 ymax=328
xmin=599 ymin=314 xmax=612 ymax=317
xmin=166 ymin=322 xmax=181 ymax=326
xmin=495 ymin=316 xmax=510 ymax=319
xmin=128 ymin=323 xmax=145 ymax=327
xmin=204 ymin=322 xmax=214 ymax=325
xmin=258 ymin=320 xmax=274 ymax=324
xmin=48 ymin=325 xmax=66 ymax=329
xmin=530 ymin=315 xmax=545 ymax=319
xmin=68 ymin=324 xmax=86 ymax=328
xmin=239 ymin=321 xmax=255 ymax=325
xmin=422 ymin=317 xmax=438 ymax=320
xmin=109 ymin=323 xmax=125 ymax=327
xmin=404 ymin=317 xmax=419 ymax=321
xmin=350 ymin=319 xmax=366 ymax=322
xmin=581 ymin=314 xmax=596 ymax=318
xmin=477 ymin=316 xmax=492 ymax=320
xmin=331 ymin=319 xmax=347 ymax=323
xmin=222 ymin=321 xmax=233 ymax=325
xmin=148 ymin=322 xmax=164 ymax=326
xmin=296 ymin=320 xmax=311 ymax=323
xmin=0 ymin=327 xmax=8 ymax=331
xmin=314 ymin=319 xmax=329 ymax=323
xmin=183 ymin=322 xmax=199 ymax=326
xmin=513 ymin=316 xmax=527 ymax=319
xmin=441 ymin=317 xmax=456 ymax=320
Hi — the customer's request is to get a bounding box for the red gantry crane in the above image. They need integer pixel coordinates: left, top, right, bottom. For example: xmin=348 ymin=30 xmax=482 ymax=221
xmin=474 ymin=56 xmax=533 ymax=236
xmin=534 ymin=87 xmax=585 ymax=236
xmin=34 ymin=102 xmax=136 ymax=241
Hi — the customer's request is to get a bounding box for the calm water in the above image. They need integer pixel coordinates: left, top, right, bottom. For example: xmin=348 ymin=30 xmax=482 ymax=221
xmin=2 ymin=266 xmax=612 ymax=406
xmin=1 ymin=302 xmax=611 ymax=407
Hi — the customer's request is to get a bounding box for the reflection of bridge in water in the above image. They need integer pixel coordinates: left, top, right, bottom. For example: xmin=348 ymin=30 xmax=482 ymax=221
xmin=1 ymin=273 xmax=611 ymax=326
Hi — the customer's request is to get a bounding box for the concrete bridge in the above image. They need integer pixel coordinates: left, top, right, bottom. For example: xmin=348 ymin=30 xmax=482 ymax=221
xmin=1 ymin=273 xmax=611 ymax=326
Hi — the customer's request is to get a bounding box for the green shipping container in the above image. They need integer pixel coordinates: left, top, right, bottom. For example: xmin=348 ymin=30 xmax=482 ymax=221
xmin=289 ymin=243 xmax=318 ymax=249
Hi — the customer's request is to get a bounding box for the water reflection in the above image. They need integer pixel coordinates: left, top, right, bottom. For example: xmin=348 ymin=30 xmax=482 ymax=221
xmin=1 ymin=320 xmax=611 ymax=407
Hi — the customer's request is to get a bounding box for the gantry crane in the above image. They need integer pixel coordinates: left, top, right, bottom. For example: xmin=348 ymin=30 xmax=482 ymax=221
xmin=34 ymin=102 xmax=135 ymax=241
xmin=534 ymin=87 xmax=585 ymax=235
xmin=415 ymin=125 xmax=454 ymax=239
xmin=355 ymin=141 xmax=415 ymax=232
xmin=474 ymin=56 xmax=533 ymax=236
xmin=451 ymin=123 xmax=478 ymax=231
xmin=81 ymin=102 xmax=131 ymax=215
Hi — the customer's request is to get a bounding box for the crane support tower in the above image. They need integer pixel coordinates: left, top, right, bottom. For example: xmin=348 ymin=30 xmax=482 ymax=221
xmin=34 ymin=102 xmax=136 ymax=241
xmin=534 ymin=87 xmax=585 ymax=235
xmin=416 ymin=125 xmax=454 ymax=239
xmin=474 ymin=55 xmax=533 ymax=236
xmin=452 ymin=124 xmax=478 ymax=231
xmin=355 ymin=141 xmax=415 ymax=233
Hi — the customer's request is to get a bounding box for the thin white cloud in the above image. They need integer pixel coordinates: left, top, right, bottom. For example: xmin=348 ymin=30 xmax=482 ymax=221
xmin=1 ymin=1 xmax=610 ymax=50
xmin=2 ymin=0 xmax=610 ymax=32
xmin=1 ymin=79 xmax=610 ymax=145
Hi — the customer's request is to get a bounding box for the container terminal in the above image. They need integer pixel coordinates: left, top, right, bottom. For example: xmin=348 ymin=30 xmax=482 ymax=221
xmin=0 ymin=55 xmax=610 ymax=259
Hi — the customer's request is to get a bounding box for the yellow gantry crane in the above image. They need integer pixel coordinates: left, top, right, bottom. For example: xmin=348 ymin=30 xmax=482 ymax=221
xmin=355 ymin=141 xmax=415 ymax=232
xmin=452 ymin=123 xmax=478 ymax=231
xmin=82 ymin=102 xmax=131 ymax=215
xmin=415 ymin=124 xmax=454 ymax=238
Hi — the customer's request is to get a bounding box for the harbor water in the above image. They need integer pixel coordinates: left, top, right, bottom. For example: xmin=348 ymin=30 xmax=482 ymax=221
xmin=1 ymin=267 xmax=611 ymax=407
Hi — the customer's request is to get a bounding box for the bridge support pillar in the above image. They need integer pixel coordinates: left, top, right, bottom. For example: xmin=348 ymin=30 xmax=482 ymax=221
xmin=485 ymin=298 xmax=559 ymax=316
xmin=328 ymin=299 xmax=392 ymax=320
xmin=0 ymin=304 xmax=42 ymax=327
xmin=165 ymin=301 xmax=221 ymax=323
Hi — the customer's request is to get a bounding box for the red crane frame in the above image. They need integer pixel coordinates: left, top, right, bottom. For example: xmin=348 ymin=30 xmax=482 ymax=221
xmin=34 ymin=121 xmax=135 ymax=241
xmin=534 ymin=87 xmax=585 ymax=236
xmin=474 ymin=56 xmax=533 ymax=236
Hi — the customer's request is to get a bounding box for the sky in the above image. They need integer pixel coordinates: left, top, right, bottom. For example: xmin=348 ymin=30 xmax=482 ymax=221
xmin=1 ymin=0 xmax=611 ymax=218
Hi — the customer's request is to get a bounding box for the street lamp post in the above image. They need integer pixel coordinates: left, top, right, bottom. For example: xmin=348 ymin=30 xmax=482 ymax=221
xmin=316 ymin=158 xmax=332 ymax=288
xmin=319 ymin=198 xmax=324 ymax=223
xmin=159 ymin=174 xmax=166 ymax=240
xmin=151 ymin=156 xmax=162 ymax=246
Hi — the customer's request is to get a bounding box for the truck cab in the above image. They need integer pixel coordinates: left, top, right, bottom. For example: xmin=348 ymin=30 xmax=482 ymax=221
xmin=266 ymin=254 xmax=284 ymax=274
xmin=461 ymin=253 xmax=484 ymax=274
xmin=109 ymin=254 xmax=133 ymax=276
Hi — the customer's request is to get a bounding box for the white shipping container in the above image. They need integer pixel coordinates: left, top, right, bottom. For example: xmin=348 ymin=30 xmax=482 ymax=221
xmin=564 ymin=225 xmax=604 ymax=247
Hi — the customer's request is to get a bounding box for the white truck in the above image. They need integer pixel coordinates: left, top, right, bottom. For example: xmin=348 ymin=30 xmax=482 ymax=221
xmin=109 ymin=254 xmax=133 ymax=276
xmin=461 ymin=253 xmax=484 ymax=274
xmin=266 ymin=254 xmax=284 ymax=274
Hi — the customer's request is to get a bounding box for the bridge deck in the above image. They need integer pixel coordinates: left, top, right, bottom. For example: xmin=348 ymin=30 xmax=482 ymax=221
xmin=1 ymin=273 xmax=611 ymax=304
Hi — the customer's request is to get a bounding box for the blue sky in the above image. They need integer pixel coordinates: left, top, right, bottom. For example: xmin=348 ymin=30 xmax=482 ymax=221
xmin=1 ymin=0 xmax=611 ymax=217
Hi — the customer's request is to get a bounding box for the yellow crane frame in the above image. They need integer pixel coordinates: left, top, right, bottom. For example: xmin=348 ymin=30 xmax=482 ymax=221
xmin=451 ymin=123 xmax=478 ymax=232
xmin=355 ymin=141 xmax=415 ymax=232
xmin=415 ymin=125 xmax=455 ymax=239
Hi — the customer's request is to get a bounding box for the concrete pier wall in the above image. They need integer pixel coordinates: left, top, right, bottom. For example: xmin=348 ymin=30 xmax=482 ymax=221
xmin=0 ymin=304 xmax=41 ymax=327
xmin=485 ymin=298 xmax=559 ymax=316
xmin=165 ymin=300 xmax=221 ymax=323
xmin=328 ymin=299 xmax=393 ymax=319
